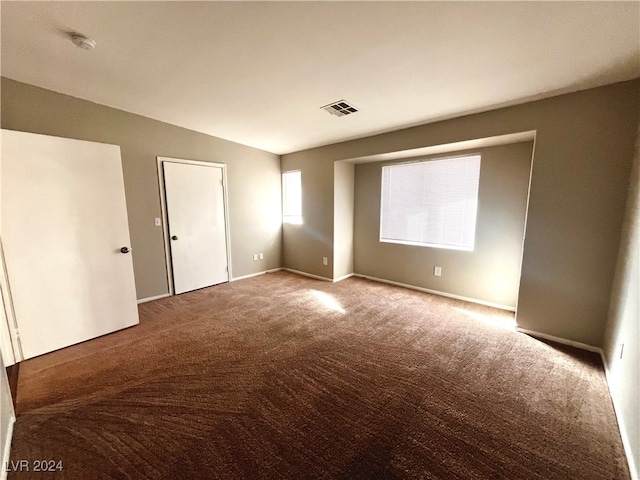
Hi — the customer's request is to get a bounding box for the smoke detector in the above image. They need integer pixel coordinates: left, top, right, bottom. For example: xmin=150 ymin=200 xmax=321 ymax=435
xmin=69 ymin=32 xmax=96 ymax=50
xmin=321 ymin=100 xmax=358 ymax=117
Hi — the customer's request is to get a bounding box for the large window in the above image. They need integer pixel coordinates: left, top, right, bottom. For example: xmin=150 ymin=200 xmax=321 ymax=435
xmin=380 ymin=154 xmax=481 ymax=250
xmin=282 ymin=170 xmax=302 ymax=224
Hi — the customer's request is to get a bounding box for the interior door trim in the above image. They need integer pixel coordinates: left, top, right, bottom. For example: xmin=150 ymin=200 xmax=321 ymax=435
xmin=157 ymin=156 xmax=233 ymax=296
xmin=0 ymin=239 xmax=21 ymax=364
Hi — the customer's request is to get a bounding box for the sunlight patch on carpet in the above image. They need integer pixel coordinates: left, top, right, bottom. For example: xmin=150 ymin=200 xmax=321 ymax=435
xmin=452 ymin=306 xmax=516 ymax=331
xmin=309 ymin=289 xmax=346 ymax=314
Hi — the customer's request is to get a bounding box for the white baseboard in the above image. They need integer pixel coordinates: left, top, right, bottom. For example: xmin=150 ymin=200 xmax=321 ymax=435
xmin=137 ymin=293 xmax=171 ymax=304
xmin=235 ymin=268 xmax=346 ymax=283
xmin=515 ymin=327 xmax=602 ymax=354
xmin=283 ymin=268 xmax=332 ymax=282
xmin=353 ymin=274 xmax=516 ymax=312
xmin=231 ymin=271 xmax=267 ymax=282
xmin=601 ymin=353 xmax=638 ymax=480
xmin=333 ymin=273 xmax=354 ymax=283
xmin=231 ymin=268 xmax=284 ymax=282
xmin=1 ymin=415 xmax=15 ymax=480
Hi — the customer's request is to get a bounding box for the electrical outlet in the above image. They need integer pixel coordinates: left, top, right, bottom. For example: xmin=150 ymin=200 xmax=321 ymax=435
xmin=253 ymin=254 xmax=258 ymax=261
xmin=259 ymin=253 xmax=264 ymax=260
xmin=434 ymin=266 xmax=442 ymax=277
xmin=323 ymin=256 xmax=328 ymax=266
xmin=154 ymin=217 xmax=161 ymax=227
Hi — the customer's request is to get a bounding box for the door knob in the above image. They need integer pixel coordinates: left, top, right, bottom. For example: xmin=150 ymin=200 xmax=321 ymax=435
xmin=120 ymin=247 xmax=131 ymax=254
xmin=171 ymin=235 xmax=178 ymax=240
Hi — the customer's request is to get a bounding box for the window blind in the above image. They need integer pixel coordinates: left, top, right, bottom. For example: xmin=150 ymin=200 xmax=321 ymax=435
xmin=380 ymin=155 xmax=481 ymax=250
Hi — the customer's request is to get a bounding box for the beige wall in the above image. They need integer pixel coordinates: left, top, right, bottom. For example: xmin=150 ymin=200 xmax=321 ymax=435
xmin=333 ymin=161 xmax=355 ymax=280
xmin=0 ymin=78 xmax=282 ymax=300
xmin=3 ymin=77 xmax=638 ymax=348
xmin=603 ymin=124 xmax=639 ymax=479
xmin=282 ymin=79 xmax=640 ymax=347
xmin=354 ymin=142 xmax=532 ymax=308
xmin=281 ymin=156 xmax=334 ymax=279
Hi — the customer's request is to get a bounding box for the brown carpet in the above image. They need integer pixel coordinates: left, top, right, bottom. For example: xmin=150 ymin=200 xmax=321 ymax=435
xmin=8 ymin=271 xmax=629 ymax=479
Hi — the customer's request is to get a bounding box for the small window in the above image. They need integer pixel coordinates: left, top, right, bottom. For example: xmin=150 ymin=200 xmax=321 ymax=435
xmin=380 ymin=155 xmax=481 ymax=250
xmin=282 ymin=170 xmax=302 ymax=224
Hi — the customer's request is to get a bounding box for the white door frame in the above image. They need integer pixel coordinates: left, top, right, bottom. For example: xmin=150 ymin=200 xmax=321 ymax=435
xmin=157 ymin=157 xmax=233 ymax=296
xmin=0 ymin=238 xmax=21 ymax=365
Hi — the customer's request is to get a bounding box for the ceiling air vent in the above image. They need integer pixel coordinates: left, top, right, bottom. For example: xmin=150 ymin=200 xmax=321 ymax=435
xmin=321 ymin=100 xmax=359 ymax=117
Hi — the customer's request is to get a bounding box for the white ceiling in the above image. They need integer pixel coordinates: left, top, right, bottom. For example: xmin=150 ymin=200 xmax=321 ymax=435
xmin=2 ymin=2 xmax=639 ymax=155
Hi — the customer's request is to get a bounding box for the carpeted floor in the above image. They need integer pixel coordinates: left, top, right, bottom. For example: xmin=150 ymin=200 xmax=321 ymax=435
xmin=8 ymin=271 xmax=629 ymax=479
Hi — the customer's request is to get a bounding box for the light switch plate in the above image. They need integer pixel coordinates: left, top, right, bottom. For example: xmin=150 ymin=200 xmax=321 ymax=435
xmin=154 ymin=217 xmax=161 ymax=227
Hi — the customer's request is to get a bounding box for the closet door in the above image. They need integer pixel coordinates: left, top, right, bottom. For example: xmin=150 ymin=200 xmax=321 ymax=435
xmin=163 ymin=161 xmax=229 ymax=294
xmin=1 ymin=130 xmax=139 ymax=360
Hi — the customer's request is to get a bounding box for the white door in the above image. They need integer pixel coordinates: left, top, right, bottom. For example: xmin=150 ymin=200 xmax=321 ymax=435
xmin=0 ymin=130 xmax=139 ymax=360
xmin=163 ymin=162 xmax=229 ymax=294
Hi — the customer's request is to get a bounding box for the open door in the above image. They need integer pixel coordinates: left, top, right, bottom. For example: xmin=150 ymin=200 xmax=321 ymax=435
xmin=0 ymin=130 xmax=139 ymax=360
